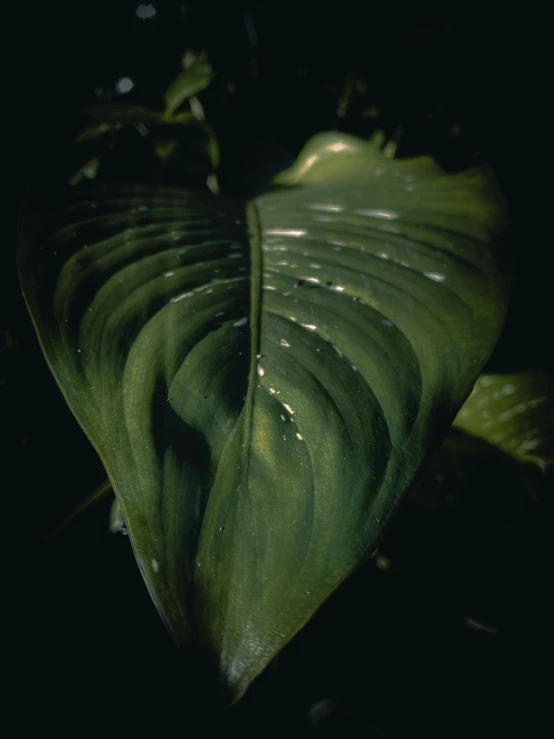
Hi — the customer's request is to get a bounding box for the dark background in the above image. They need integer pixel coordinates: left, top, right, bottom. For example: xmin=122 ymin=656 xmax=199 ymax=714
xmin=6 ymin=2 xmax=551 ymax=736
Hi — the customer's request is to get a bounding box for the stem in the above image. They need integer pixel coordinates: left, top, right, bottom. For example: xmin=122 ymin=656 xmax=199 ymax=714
xmin=334 ymin=70 xmax=358 ymax=129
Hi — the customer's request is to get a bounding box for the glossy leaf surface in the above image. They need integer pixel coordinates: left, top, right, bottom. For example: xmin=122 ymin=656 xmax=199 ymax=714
xmin=454 ymin=370 xmax=553 ymax=469
xmin=18 ymin=133 xmax=509 ymax=700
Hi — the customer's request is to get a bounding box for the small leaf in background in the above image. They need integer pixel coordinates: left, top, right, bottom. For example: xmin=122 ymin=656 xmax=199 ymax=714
xmin=74 ymin=105 xmax=196 ymax=143
xmin=163 ymin=50 xmax=214 ymax=117
xmin=453 ymin=370 xmax=553 ymax=470
xmin=69 ymin=155 xmax=100 ymax=186
xmin=152 ymin=138 xmax=176 ymax=162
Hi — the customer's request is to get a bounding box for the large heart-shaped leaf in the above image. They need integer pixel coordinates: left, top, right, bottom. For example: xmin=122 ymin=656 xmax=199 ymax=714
xmin=18 ymin=133 xmax=509 ymax=700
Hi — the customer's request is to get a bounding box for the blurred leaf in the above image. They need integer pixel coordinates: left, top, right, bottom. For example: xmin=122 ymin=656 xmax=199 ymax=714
xmin=153 ymin=139 xmax=177 ymax=162
xmin=70 ymin=106 xmax=217 ymax=184
xmin=163 ymin=51 xmax=214 ymax=117
xmin=453 ymin=370 xmax=554 ymax=470
xmin=75 ymin=105 xmax=196 ymax=143
xmin=69 ymin=156 xmax=100 ymax=186
xmin=189 ymin=96 xmax=205 ymax=122
xmin=18 ymin=132 xmax=509 ymax=701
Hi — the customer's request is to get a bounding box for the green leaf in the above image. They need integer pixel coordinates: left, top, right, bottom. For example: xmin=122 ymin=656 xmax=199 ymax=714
xmin=18 ymin=132 xmax=509 ymax=701
xmin=69 ymin=106 xmax=219 ymax=185
xmin=74 ymin=105 xmax=195 ymax=143
xmin=69 ymin=155 xmax=101 ymax=186
xmin=163 ymin=51 xmax=214 ymax=117
xmin=453 ymin=370 xmax=553 ymax=470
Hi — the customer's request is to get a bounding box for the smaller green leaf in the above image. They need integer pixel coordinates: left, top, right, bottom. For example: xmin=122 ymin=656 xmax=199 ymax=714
xmin=152 ymin=139 xmax=177 ymax=162
xmin=75 ymin=105 xmax=195 ymax=143
xmin=205 ymin=125 xmax=220 ymax=169
xmin=453 ymin=370 xmax=554 ymax=470
xmin=69 ymin=155 xmax=101 ymax=186
xmin=163 ymin=51 xmax=214 ymax=117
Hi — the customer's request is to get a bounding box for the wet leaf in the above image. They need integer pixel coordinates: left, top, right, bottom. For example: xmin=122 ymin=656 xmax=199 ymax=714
xmin=453 ymin=370 xmax=554 ymax=470
xmin=18 ymin=132 xmax=509 ymax=701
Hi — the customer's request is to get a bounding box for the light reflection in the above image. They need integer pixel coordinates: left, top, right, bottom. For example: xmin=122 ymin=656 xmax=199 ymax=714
xmin=353 ymin=209 xmax=398 ymax=219
xmin=310 ymin=204 xmax=343 ymax=212
xmin=257 ymin=365 xmax=265 ymax=376
xmin=306 ymin=277 xmax=320 ymax=283
xmin=301 ymin=324 xmax=317 ymax=331
xmin=266 ymin=229 xmax=307 ymax=237
xmin=171 ymin=291 xmax=194 ymax=302
xmin=280 ymin=339 xmax=291 ymax=347
xmin=328 ymin=142 xmax=349 ymax=152
xmin=296 ymin=433 xmax=304 ymax=440
xmin=283 ymin=403 xmax=295 ymax=415
xmin=263 ymin=285 xmax=277 ymax=291
xmin=233 ymin=317 xmax=248 ymax=327
xmin=424 ymin=272 xmax=446 ymax=282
